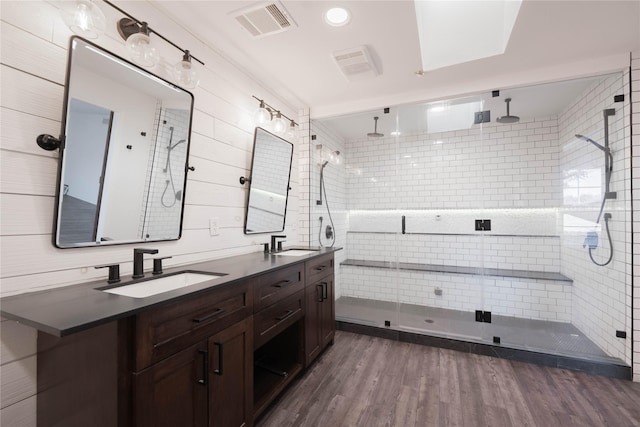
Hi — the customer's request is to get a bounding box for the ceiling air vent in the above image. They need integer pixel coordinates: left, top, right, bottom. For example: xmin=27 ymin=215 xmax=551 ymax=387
xmin=332 ymin=46 xmax=379 ymax=81
xmin=232 ymin=2 xmax=296 ymax=38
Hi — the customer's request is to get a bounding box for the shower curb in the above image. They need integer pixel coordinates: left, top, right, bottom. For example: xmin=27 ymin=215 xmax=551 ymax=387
xmin=337 ymin=320 xmax=632 ymax=380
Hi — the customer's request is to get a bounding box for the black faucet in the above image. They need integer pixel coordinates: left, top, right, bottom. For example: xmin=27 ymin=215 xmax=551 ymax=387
xmin=132 ymin=248 xmax=159 ymax=278
xmin=270 ymin=235 xmax=286 ymax=253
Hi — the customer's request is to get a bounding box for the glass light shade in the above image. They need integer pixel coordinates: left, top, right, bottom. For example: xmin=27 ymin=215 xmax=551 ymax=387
xmin=126 ymin=32 xmax=159 ymax=68
xmin=254 ymin=104 xmax=272 ymax=126
xmin=272 ymin=113 xmax=287 ymax=134
xmin=174 ymin=57 xmax=199 ymax=89
xmin=286 ymin=120 xmax=296 ymax=140
xmin=61 ymin=0 xmax=106 ymax=39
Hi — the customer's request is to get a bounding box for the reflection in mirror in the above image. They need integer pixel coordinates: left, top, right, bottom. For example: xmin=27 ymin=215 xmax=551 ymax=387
xmin=55 ymin=37 xmax=194 ymax=248
xmin=244 ymin=128 xmax=294 ymax=234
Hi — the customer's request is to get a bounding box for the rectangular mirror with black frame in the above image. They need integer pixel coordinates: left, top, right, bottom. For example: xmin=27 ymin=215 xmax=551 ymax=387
xmin=244 ymin=127 xmax=294 ymax=234
xmin=52 ymin=37 xmax=194 ymax=248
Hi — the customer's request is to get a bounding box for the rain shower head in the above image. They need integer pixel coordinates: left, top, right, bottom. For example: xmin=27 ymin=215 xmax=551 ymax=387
xmin=367 ymin=116 xmax=384 ymax=137
xmin=575 ymin=134 xmax=605 ymax=151
xmin=321 ymin=150 xmax=340 ymax=169
xmin=496 ymin=98 xmax=520 ymax=124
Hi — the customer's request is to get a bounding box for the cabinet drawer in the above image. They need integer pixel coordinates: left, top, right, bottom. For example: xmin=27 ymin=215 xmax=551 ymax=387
xmin=305 ymin=253 xmax=334 ymax=284
xmin=134 ymin=280 xmax=252 ymax=369
xmin=253 ymin=264 xmax=304 ymax=312
xmin=254 ymin=290 xmax=304 ymax=349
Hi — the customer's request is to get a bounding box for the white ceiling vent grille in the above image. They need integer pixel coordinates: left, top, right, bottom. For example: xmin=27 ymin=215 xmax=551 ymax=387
xmin=232 ymin=2 xmax=296 ymax=38
xmin=332 ymin=46 xmax=379 ymax=81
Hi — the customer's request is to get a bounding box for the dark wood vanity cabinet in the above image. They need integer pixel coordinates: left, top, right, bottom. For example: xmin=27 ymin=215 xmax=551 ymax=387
xmin=304 ymin=253 xmax=336 ymax=367
xmin=209 ymin=317 xmax=253 ymax=427
xmin=36 ymin=252 xmax=336 ymax=427
xmin=131 ymin=281 xmax=253 ymax=427
xmin=133 ymin=341 xmax=208 ymax=427
xmin=132 ymin=317 xmax=253 ymax=427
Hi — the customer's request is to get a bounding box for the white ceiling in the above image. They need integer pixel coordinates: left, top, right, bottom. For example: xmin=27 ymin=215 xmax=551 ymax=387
xmin=154 ymin=0 xmax=639 ymax=130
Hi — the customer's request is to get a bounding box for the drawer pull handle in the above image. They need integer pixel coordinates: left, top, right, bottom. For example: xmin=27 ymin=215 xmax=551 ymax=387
xmin=321 ymin=282 xmax=328 ymax=300
xmin=213 ymin=342 xmax=223 ymax=376
xmin=317 ymin=284 xmax=323 ymax=302
xmin=272 ymin=279 xmax=291 ymax=288
xmin=192 ymin=308 xmax=225 ymax=323
xmin=314 ymin=265 xmax=326 ymax=271
xmin=275 ymin=309 xmax=294 ymax=321
xmin=198 ymin=349 xmax=208 ymax=385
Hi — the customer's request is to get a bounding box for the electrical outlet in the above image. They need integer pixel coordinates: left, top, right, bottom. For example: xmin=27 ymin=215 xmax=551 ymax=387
xmin=209 ymin=217 xmax=219 ymax=236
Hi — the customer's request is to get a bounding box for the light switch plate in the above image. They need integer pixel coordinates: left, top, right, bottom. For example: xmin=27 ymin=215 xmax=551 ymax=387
xmin=209 ymin=217 xmax=219 ymax=236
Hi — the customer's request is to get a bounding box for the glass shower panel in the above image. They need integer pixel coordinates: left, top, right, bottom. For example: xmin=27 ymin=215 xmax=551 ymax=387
xmin=313 ymin=113 xmax=402 ymax=329
xmin=394 ymin=96 xmax=486 ymax=343
xmin=479 ymin=73 xmax=631 ymax=365
xmin=313 ymin=70 xmax=631 ymax=369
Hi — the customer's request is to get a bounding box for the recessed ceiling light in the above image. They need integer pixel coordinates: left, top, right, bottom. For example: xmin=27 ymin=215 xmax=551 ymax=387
xmin=325 ymin=7 xmax=350 ymax=27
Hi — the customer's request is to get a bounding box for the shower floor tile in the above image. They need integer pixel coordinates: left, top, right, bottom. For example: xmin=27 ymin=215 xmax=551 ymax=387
xmin=336 ymin=296 xmax=623 ymax=364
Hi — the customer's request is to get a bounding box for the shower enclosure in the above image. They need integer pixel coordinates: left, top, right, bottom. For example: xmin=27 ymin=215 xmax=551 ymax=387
xmin=310 ymin=72 xmax=632 ymax=372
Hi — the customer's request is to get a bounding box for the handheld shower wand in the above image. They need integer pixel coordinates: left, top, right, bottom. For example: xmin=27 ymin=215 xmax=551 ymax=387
xmin=576 ymin=108 xmax=616 ymax=266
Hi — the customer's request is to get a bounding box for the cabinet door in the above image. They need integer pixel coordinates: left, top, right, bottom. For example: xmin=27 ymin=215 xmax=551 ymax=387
xmin=305 ymin=275 xmax=336 ymax=367
xmin=134 ymin=342 xmax=208 ymax=427
xmin=304 ymin=281 xmax=323 ymax=366
xmin=209 ymin=317 xmax=253 ymax=427
xmin=319 ymin=276 xmax=336 ymax=348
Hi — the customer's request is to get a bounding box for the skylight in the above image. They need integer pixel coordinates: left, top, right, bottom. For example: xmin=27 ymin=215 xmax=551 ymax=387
xmin=414 ymin=0 xmax=522 ymax=71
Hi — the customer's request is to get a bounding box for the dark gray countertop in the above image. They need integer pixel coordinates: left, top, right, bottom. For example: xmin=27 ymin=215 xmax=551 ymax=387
xmin=0 ymin=248 xmax=339 ymax=337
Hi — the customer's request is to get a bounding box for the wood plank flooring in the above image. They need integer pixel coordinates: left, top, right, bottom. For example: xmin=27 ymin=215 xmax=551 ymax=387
xmin=256 ymin=331 xmax=640 ymax=427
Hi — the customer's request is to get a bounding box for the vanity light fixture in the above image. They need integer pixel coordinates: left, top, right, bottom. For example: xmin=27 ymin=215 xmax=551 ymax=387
xmin=173 ymin=50 xmax=199 ymax=89
xmin=119 ymin=20 xmax=159 ymax=68
xmin=251 ymin=96 xmax=298 ymax=137
xmin=324 ymin=7 xmax=351 ymax=27
xmin=100 ymin=1 xmax=204 ymax=84
xmin=272 ymin=111 xmax=288 ymax=134
xmin=254 ymin=100 xmax=272 ymax=125
xmin=286 ymin=119 xmax=296 ymax=139
xmin=60 ymin=0 xmax=106 ymax=39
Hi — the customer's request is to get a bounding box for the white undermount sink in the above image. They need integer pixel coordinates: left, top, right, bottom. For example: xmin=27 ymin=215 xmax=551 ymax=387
xmin=100 ymin=272 xmax=224 ymax=298
xmin=274 ymin=249 xmax=319 ymax=257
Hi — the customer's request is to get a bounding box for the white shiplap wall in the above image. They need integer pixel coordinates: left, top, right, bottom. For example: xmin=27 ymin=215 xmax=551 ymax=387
xmin=0 ymin=1 xmax=305 ymax=424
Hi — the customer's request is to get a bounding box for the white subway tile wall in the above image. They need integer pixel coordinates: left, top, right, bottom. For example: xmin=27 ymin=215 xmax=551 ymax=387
xmin=341 ymin=266 xmax=572 ymax=322
xmin=347 ymin=233 xmax=561 ymax=272
xmin=558 ymin=73 xmax=631 ymax=364
xmin=346 ymin=117 xmax=561 ymax=210
xmin=139 ymin=108 xmax=190 ymax=239
xmin=309 ymin=121 xmax=347 ymax=298
xmin=631 ymin=50 xmax=640 ymax=382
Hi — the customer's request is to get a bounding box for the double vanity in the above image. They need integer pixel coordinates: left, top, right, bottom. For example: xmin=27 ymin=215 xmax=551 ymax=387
xmin=12 ymin=34 xmax=324 ymax=426
xmin=1 ymin=247 xmax=337 ymax=427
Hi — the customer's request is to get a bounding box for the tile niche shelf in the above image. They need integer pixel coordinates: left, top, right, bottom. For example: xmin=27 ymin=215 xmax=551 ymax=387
xmin=340 ymin=259 xmax=573 ymax=283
